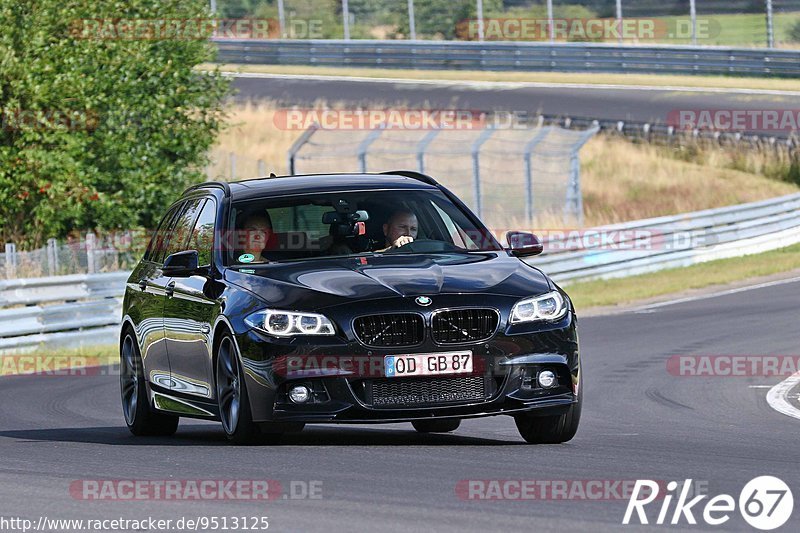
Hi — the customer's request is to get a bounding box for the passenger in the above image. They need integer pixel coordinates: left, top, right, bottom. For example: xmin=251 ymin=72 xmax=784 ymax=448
xmin=238 ymin=212 xmax=275 ymax=262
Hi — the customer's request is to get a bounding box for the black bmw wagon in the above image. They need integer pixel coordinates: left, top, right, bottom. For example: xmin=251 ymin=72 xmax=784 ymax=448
xmin=120 ymin=171 xmax=581 ymax=444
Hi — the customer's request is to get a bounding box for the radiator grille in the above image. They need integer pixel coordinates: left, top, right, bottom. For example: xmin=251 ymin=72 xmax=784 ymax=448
xmin=353 ymin=313 xmax=424 ymax=347
xmin=431 ymin=309 xmax=499 ymax=344
xmin=369 ymin=376 xmax=486 ymax=407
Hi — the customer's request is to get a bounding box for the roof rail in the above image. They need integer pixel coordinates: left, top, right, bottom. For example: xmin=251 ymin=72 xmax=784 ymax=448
xmin=182 ymin=181 xmax=231 ymax=197
xmin=381 ymin=170 xmax=439 ymax=187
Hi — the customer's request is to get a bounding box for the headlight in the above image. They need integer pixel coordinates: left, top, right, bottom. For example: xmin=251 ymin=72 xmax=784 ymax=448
xmin=510 ymin=291 xmax=567 ymax=323
xmin=245 ymin=309 xmax=336 ymax=336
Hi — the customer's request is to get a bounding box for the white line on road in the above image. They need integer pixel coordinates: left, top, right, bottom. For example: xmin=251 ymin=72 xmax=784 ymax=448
xmin=222 ymin=72 xmax=800 ymax=97
xmin=766 ymin=372 xmax=800 ymax=421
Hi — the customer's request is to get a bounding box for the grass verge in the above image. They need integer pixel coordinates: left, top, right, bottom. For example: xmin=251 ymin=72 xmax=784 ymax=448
xmin=564 ymin=242 xmax=800 ymax=310
xmin=205 ymin=63 xmax=800 ymax=93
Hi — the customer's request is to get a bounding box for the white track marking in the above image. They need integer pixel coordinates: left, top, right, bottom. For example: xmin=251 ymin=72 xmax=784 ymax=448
xmin=766 ymin=372 xmax=800 ymax=421
xmin=222 ymin=72 xmax=800 ymax=97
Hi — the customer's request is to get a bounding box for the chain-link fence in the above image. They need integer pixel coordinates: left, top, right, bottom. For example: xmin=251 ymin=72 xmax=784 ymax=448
xmin=206 ymin=150 xmax=279 ymax=182
xmin=1 ymin=233 xmax=144 ymax=280
xmin=211 ymin=0 xmax=800 ymax=48
xmin=287 ymin=123 xmax=598 ymax=230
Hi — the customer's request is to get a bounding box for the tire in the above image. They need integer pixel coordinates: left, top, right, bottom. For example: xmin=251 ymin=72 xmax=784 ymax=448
xmin=412 ymin=419 xmax=461 ymax=433
xmin=216 ymin=334 xmax=281 ymax=445
xmin=120 ymin=332 xmax=179 ymax=436
xmin=514 ymin=375 xmax=582 ymax=444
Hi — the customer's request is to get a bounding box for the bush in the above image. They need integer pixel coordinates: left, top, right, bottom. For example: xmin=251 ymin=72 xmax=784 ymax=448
xmin=0 ymin=0 xmax=230 ymax=248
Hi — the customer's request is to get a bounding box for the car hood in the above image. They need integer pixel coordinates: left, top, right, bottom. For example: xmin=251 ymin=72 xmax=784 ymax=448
xmin=225 ymin=252 xmax=552 ymax=309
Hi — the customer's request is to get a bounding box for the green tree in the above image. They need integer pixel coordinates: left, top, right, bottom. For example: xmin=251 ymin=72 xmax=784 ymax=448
xmin=0 ymin=0 xmax=230 ymax=247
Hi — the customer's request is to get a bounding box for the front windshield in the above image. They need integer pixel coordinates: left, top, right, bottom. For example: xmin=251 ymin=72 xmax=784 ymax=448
xmin=225 ymin=188 xmax=502 ymax=264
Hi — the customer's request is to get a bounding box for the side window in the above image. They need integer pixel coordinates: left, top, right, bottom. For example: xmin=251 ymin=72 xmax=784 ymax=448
xmin=161 ymin=198 xmax=203 ymax=262
xmin=146 ymin=204 xmax=182 ymax=263
xmin=431 ymin=201 xmax=479 ymax=250
xmin=189 ymin=199 xmax=216 ymax=267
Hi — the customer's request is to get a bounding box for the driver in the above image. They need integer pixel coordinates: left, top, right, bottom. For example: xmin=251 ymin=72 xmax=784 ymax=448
xmin=376 ymin=209 xmax=418 ymax=252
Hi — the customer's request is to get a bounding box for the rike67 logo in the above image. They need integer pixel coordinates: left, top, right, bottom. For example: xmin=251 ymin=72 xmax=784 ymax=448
xmin=623 ymin=477 xmax=793 ymax=530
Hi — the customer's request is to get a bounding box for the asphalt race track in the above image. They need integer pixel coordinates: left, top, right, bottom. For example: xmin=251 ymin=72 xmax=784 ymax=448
xmin=1 ymin=278 xmax=798 ymax=532
xmin=231 ymin=74 xmax=800 ymax=135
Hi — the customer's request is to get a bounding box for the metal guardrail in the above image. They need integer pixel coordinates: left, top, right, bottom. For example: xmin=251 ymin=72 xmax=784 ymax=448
xmin=0 ymin=272 xmax=128 ymax=351
xmin=215 ymin=39 xmax=800 ymax=78
xmin=534 ymin=192 xmax=800 ymax=282
xmin=1 ymin=192 xmax=799 ymax=350
xmin=0 ymin=272 xmax=129 ymax=306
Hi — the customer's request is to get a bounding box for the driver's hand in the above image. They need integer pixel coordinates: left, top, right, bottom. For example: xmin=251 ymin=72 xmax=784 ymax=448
xmin=393 ymin=236 xmax=414 ymax=248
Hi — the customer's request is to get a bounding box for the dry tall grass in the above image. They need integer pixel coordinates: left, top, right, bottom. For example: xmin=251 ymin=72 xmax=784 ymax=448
xmin=580 ymin=136 xmax=798 ymax=224
xmin=210 ymin=103 xmax=799 ymax=227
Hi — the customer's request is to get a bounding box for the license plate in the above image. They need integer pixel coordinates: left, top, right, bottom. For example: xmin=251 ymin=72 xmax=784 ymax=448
xmin=384 ymin=351 xmax=472 ymax=378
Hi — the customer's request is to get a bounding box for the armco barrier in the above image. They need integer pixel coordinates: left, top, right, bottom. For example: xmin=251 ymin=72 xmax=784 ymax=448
xmin=535 ymin=192 xmax=800 ymax=282
xmin=214 ymin=39 xmax=800 ymax=78
xmin=1 ymin=192 xmax=799 ymax=350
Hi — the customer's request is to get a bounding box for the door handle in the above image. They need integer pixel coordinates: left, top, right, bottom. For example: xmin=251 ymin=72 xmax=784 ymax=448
xmin=138 ymin=279 xmax=147 ymax=292
xmin=165 ymin=281 xmax=175 ymax=298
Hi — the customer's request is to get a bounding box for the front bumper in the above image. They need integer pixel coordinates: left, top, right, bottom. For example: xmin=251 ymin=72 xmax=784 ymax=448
xmin=235 ymin=310 xmax=580 ymax=424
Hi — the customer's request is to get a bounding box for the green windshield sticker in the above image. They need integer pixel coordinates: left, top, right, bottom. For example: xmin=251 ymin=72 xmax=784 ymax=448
xmin=238 ymin=253 xmax=255 ymax=263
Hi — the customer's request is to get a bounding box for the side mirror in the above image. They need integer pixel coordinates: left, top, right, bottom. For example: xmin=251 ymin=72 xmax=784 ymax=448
xmin=506 ymin=231 xmax=544 ymax=257
xmin=162 ymin=250 xmax=200 ymax=277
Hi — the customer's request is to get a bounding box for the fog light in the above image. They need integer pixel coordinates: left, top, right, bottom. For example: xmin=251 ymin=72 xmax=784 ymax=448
xmin=289 ymin=384 xmax=311 ymax=404
xmin=537 ymin=370 xmax=557 ymax=389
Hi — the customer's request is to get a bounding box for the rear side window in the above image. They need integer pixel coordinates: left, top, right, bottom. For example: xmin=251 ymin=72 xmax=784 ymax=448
xmin=145 ymin=204 xmax=183 ymax=263
xmin=189 ymin=199 xmax=216 ymax=267
xmin=161 ymin=198 xmax=204 ymax=262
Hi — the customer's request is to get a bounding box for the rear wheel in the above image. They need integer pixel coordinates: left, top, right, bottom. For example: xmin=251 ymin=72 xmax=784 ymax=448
xmin=120 ymin=332 xmax=179 ymax=436
xmin=514 ymin=375 xmax=582 ymax=444
xmin=412 ymin=419 xmax=461 ymax=433
xmin=216 ymin=335 xmax=281 ymax=445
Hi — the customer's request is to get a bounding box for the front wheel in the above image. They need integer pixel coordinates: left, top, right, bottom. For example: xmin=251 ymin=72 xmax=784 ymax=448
xmin=514 ymin=375 xmax=582 ymax=444
xmin=216 ymin=335 xmax=281 ymax=445
xmin=120 ymin=332 xmax=179 ymax=436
